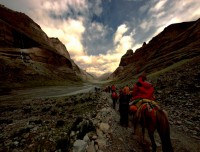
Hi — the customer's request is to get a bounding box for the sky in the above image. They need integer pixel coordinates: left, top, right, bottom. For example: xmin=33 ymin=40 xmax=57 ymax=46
xmin=0 ymin=0 xmax=200 ymax=76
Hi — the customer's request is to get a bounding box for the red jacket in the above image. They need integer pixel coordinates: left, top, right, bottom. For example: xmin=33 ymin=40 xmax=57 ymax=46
xmin=132 ymin=77 xmax=155 ymax=101
xmin=111 ymin=92 xmax=118 ymax=99
xmin=111 ymin=85 xmax=116 ymax=91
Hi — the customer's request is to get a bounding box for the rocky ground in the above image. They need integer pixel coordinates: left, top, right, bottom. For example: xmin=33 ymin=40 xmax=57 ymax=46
xmin=0 ymin=91 xmax=141 ymax=152
xmin=0 ymin=89 xmax=200 ymax=152
xmin=0 ymin=58 xmax=200 ymax=152
xmin=153 ymin=57 xmax=200 ymax=141
xmin=0 ymin=92 xmax=101 ymax=152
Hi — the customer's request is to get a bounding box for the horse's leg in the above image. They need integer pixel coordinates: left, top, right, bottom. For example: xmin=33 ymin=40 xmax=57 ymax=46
xmin=142 ymin=125 xmax=145 ymax=142
xmin=148 ymin=131 xmax=157 ymax=152
xmin=133 ymin=114 xmax=140 ymax=135
xmin=156 ymin=109 xmax=174 ymax=152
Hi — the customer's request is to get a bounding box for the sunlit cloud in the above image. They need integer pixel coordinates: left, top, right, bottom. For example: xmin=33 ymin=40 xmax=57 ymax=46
xmin=139 ymin=20 xmax=153 ymax=32
xmin=41 ymin=0 xmax=88 ymax=16
xmin=1 ymin=0 xmax=200 ymax=76
xmin=82 ymin=53 xmax=122 ymax=76
xmin=114 ymin=24 xmax=129 ymax=44
xmin=113 ymin=24 xmax=135 ymax=55
xmin=87 ymin=22 xmax=109 ymax=40
xmin=40 ymin=17 xmax=86 ymax=57
xmin=149 ymin=0 xmax=167 ymax=13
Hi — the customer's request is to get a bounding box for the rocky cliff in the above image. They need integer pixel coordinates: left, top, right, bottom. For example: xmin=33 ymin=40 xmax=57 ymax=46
xmin=110 ymin=18 xmax=200 ymax=80
xmin=0 ymin=5 xmax=93 ymax=89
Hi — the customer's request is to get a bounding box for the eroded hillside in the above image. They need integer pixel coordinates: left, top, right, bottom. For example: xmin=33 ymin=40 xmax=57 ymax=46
xmin=110 ymin=18 xmax=200 ymax=81
xmin=0 ymin=5 xmax=93 ymax=89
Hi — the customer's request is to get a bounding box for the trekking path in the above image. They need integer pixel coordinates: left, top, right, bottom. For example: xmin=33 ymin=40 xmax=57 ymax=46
xmin=97 ymin=92 xmax=156 ymax=152
xmin=71 ymin=91 xmax=144 ymax=152
xmin=89 ymin=92 xmax=200 ymax=152
xmin=0 ymin=90 xmax=199 ymax=151
xmin=75 ymin=92 xmax=200 ymax=152
xmin=100 ymin=94 xmax=144 ymax=152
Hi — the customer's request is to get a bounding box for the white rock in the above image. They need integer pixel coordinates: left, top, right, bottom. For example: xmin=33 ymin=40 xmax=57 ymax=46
xmin=99 ymin=123 xmax=110 ymax=134
xmin=96 ymin=128 xmax=104 ymax=138
xmin=86 ymin=141 xmax=96 ymax=152
xmin=83 ymin=134 xmax=90 ymax=144
xmin=13 ymin=141 xmax=19 ymax=146
xmin=73 ymin=140 xmax=87 ymax=152
xmin=95 ymin=139 xmax=107 ymax=149
xmin=95 ymin=144 xmax=99 ymax=151
xmin=92 ymin=135 xmax=98 ymax=140
xmin=70 ymin=131 xmax=76 ymax=137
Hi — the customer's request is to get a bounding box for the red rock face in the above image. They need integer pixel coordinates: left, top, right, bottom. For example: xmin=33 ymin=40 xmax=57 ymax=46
xmin=0 ymin=5 xmax=70 ymax=59
xmin=0 ymin=5 xmax=93 ymax=87
xmin=112 ymin=18 xmax=200 ymax=79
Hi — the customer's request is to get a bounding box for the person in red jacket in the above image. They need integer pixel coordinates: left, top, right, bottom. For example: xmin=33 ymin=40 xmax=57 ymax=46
xmin=111 ymin=90 xmax=118 ymax=109
xmin=132 ymin=74 xmax=155 ymax=101
xmin=130 ymin=73 xmax=155 ymax=113
xmin=111 ymin=84 xmax=116 ymax=93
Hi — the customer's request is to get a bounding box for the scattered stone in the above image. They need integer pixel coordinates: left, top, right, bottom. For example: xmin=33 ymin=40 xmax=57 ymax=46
xmin=99 ymin=123 xmax=110 ymax=134
xmin=176 ymin=121 xmax=182 ymax=125
xmin=95 ymin=138 xmax=107 ymax=149
xmin=86 ymin=141 xmax=96 ymax=152
xmin=13 ymin=141 xmax=19 ymax=146
xmin=73 ymin=140 xmax=87 ymax=152
xmin=83 ymin=134 xmax=90 ymax=144
xmin=70 ymin=131 xmax=76 ymax=137
xmin=96 ymin=128 xmax=104 ymax=138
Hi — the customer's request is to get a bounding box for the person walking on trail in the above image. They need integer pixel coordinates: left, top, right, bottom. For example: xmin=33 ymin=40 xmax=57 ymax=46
xmin=119 ymin=86 xmax=131 ymax=128
xmin=123 ymin=85 xmax=130 ymax=95
xmin=111 ymin=84 xmax=116 ymax=93
xmin=108 ymin=85 xmax=111 ymax=93
xmin=129 ymin=73 xmax=156 ymax=114
xmin=111 ymin=90 xmax=118 ymax=110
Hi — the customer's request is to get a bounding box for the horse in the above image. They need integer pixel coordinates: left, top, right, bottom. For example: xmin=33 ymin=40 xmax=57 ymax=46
xmin=131 ymin=101 xmax=174 ymax=152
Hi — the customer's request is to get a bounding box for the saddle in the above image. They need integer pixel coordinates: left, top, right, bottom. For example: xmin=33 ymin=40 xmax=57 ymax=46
xmin=133 ymin=99 xmax=158 ymax=108
xmin=135 ymin=99 xmax=160 ymax=124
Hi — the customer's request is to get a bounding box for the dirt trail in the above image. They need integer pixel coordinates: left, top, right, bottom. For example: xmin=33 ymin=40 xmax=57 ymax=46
xmin=0 ymin=87 xmax=199 ymax=152
xmin=103 ymin=92 xmax=200 ymax=152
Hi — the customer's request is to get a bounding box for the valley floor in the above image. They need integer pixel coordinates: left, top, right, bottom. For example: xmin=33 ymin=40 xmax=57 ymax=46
xmin=0 ymin=90 xmax=199 ymax=152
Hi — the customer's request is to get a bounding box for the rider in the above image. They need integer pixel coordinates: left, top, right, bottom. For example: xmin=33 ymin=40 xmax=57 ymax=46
xmin=129 ymin=73 xmax=156 ymax=113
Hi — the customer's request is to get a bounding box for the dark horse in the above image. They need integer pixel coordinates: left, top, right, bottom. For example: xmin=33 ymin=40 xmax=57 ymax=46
xmin=132 ymin=102 xmax=174 ymax=152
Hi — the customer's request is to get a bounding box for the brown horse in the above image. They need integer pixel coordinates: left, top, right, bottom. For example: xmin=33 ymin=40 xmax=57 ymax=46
xmin=132 ymin=102 xmax=174 ymax=152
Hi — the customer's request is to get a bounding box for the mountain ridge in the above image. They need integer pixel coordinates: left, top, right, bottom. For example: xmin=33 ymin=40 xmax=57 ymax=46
xmin=0 ymin=5 xmax=94 ymax=89
xmin=110 ymin=18 xmax=200 ymax=80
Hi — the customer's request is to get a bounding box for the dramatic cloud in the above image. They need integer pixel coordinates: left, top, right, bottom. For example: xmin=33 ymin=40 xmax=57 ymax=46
xmin=113 ymin=24 xmax=135 ymax=54
xmin=1 ymin=0 xmax=200 ymax=76
xmin=149 ymin=0 xmax=167 ymax=13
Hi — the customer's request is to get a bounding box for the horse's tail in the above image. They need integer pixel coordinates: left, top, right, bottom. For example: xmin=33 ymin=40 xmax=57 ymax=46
xmin=156 ymin=109 xmax=174 ymax=152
